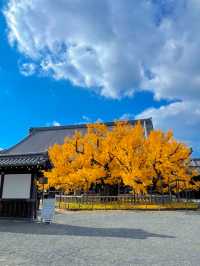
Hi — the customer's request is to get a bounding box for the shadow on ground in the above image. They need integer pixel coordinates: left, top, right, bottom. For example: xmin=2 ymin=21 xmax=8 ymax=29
xmin=0 ymin=220 xmax=175 ymax=239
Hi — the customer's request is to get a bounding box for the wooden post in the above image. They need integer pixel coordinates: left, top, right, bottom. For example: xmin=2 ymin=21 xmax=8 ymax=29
xmin=0 ymin=172 xmax=4 ymax=216
xmin=0 ymin=172 xmax=5 ymax=199
xmin=30 ymin=173 xmax=37 ymax=219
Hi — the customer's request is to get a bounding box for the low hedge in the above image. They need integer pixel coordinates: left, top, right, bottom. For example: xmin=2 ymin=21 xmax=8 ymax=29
xmin=56 ymin=201 xmax=198 ymax=211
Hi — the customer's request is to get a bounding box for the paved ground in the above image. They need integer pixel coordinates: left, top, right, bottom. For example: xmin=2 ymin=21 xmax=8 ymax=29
xmin=0 ymin=211 xmax=199 ymax=266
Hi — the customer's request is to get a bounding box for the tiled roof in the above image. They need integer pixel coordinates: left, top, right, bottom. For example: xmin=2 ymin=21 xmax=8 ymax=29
xmin=190 ymin=158 xmax=200 ymax=168
xmin=2 ymin=118 xmax=153 ymax=155
xmin=0 ymin=118 xmax=153 ymax=168
xmin=0 ymin=153 xmax=49 ymax=168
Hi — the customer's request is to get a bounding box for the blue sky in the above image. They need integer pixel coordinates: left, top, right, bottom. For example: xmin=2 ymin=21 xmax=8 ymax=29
xmin=0 ymin=0 xmax=200 ymax=156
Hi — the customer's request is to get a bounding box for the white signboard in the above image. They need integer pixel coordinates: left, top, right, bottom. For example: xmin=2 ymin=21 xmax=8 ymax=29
xmin=3 ymin=174 xmax=31 ymax=199
xmin=41 ymin=199 xmax=55 ymax=223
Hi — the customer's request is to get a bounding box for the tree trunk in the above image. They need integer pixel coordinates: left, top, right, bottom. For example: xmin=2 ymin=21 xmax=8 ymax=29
xmin=117 ymin=181 xmax=120 ymax=195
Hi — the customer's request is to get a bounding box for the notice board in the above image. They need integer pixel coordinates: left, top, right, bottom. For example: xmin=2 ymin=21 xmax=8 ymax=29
xmin=41 ymin=198 xmax=55 ymax=223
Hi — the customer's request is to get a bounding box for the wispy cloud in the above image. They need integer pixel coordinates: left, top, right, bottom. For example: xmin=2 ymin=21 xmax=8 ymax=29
xmin=136 ymin=100 xmax=200 ymax=156
xmin=19 ymin=62 xmax=36 ymax=77
xmin=82 ymin=115 xmax=91 ymax=122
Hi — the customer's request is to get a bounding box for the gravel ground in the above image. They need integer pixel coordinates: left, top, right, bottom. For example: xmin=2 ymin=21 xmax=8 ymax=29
xmin=0 ymin=211 xmax=200 ymax=266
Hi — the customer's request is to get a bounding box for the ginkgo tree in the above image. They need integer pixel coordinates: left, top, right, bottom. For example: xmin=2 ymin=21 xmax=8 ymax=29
xmin=44 ymin=121 xmax=199 ymax=195
xmin=145 ymin=130 xmax=198 ymax=195
xmin=44 ymin=129 xmax=105 ymax=193
xmin=107 ymin=122 xmax=153 ymax=194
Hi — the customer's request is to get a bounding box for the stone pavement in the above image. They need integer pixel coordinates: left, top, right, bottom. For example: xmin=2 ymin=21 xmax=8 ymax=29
xmin=0 ymin=210 xmax=199 ymax=265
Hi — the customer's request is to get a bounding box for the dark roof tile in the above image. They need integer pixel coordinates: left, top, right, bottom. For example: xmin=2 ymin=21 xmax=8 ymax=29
xmin=0 ymin=153 xmax=49 ymax=168
xmin=190 ymin=158 xmax=200 ymax=168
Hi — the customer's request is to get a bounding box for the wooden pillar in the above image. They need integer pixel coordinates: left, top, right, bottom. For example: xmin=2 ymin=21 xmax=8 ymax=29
xmin=30 ymin=173 xmax=37 ymax=219
xmin=0 ymin=172 xmax=5 ymax=199
xmin=30 ymin=173 xmax=36 ymax=199
xmin=0 ymin=172 xmax=4 ymax=216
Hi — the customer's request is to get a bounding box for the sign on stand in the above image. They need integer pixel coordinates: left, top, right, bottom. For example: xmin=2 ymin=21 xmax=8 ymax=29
xmin=41 ymin=198 xmax=55 ymax=223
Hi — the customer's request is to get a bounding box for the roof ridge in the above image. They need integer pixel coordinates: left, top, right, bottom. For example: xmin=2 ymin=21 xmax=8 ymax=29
xmin=29 ymin=118 xmax=152 ymax=134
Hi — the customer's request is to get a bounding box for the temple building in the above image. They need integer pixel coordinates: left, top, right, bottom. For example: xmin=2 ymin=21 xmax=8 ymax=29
xmin=190 ymin=158 xmax=200 ymax=173
xmin=0 ymin=118 xmax=153 ymax=218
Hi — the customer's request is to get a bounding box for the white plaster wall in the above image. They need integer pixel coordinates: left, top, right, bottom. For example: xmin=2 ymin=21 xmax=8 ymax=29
xmin=2 ymin=174 xmax=31 ymax=199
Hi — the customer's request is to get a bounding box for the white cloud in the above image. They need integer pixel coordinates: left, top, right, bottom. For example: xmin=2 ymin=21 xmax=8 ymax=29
xmin=4 ymin=0 xmax=200 ymax=101
xmin=19 ymin=62 xmax=36 ymax=76
xmin=52 ymin=121 xmax=61 ymax=127
xmin=120 ymin=113 xmax=134 ymax=121
xmin=136 ymin=100 xmax=200 ymax=155
xmin=82 ymin=115 xmax=91 ymax=122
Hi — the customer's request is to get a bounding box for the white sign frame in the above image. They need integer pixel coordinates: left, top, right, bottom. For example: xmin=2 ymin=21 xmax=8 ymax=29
xmin=2 ymin=174 xmax=31 ymax=199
